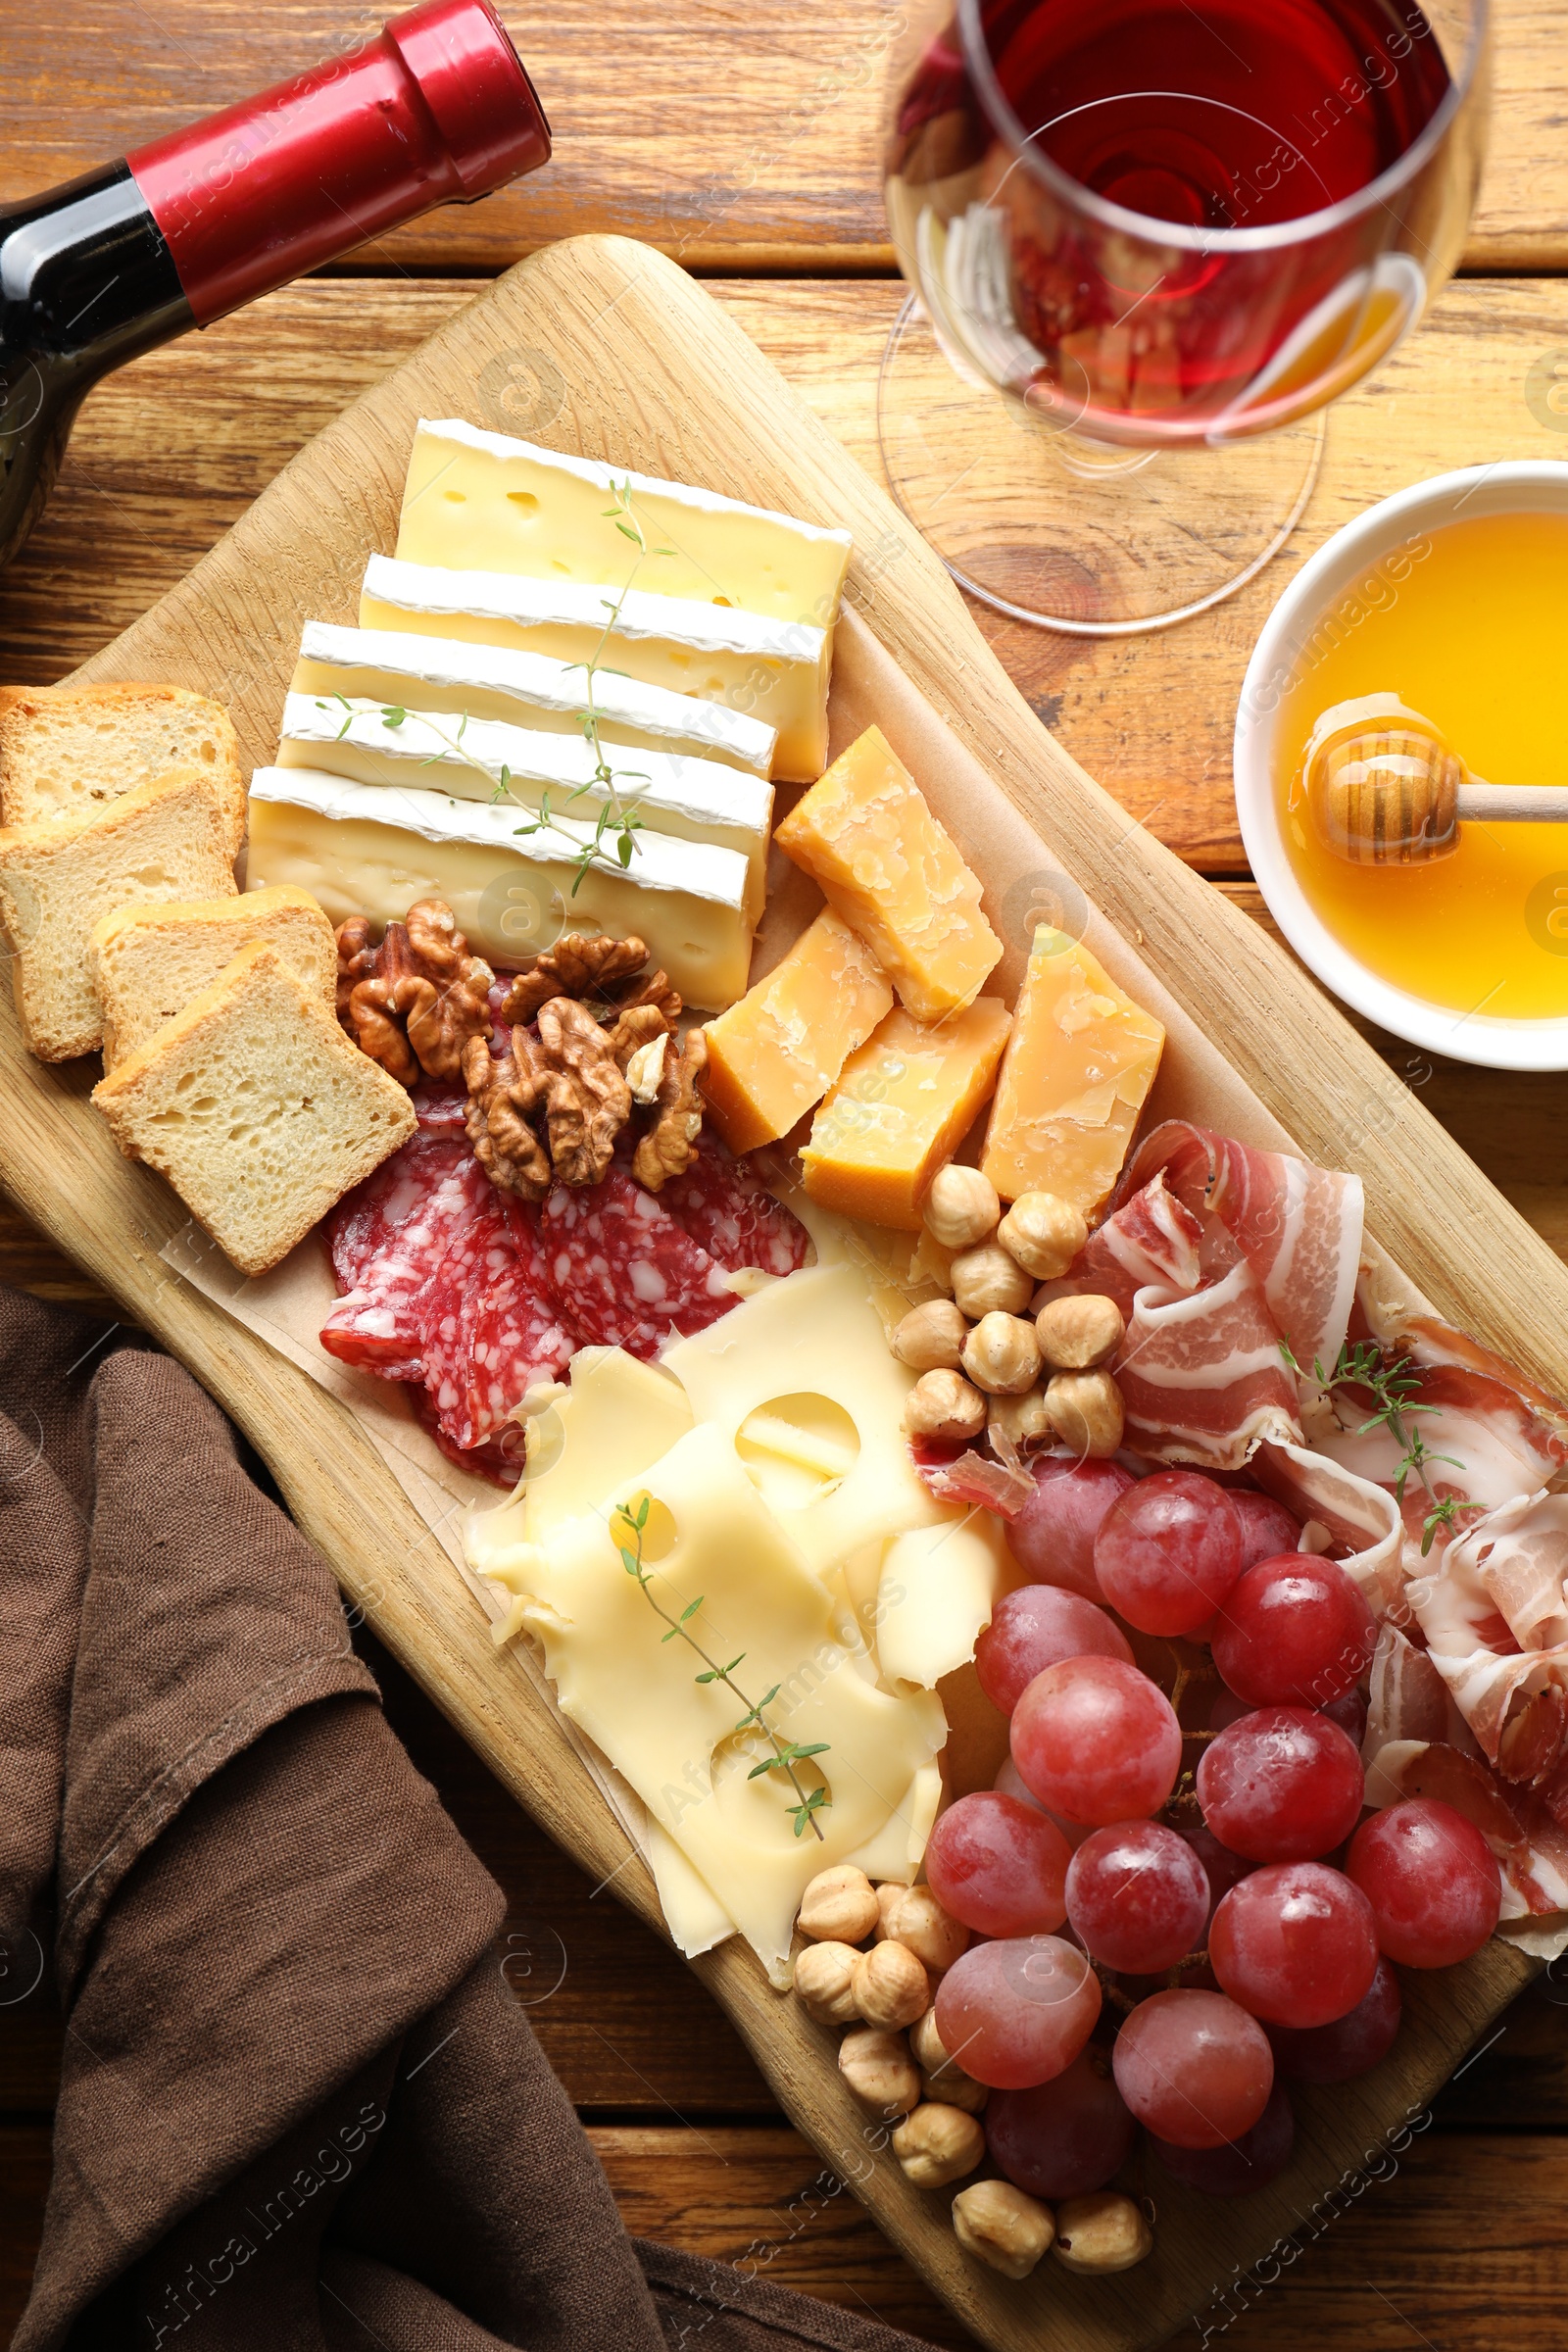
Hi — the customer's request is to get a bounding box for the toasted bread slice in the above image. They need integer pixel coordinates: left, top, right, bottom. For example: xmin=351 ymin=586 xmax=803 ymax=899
xmin=92 ymin=942 xmax=416 ymax=1277
xmin=90 ymin=884 xmax=336 ymax=1069
xmin=0 ymin=767 xmax=237 ymax=1061
xmin=0 ymin=682 xmax=246 ymax=859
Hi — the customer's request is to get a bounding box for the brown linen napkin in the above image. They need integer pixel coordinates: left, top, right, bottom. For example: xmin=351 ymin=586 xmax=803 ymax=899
xmin=1 ymin=1288 xmax=933 ymax=2352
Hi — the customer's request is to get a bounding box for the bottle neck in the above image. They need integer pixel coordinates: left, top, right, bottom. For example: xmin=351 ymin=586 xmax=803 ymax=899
xmin=0 ymin=160 xmax=190 ymax=393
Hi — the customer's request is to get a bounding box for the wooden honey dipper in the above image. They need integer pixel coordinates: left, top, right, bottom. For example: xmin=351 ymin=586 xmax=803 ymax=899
xmin=1303 ymin=697 xmax=1568 ymax=865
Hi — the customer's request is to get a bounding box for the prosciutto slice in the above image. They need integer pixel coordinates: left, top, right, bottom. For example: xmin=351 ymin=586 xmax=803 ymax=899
xmin=1411 ymin=1491 xmax=1568 ymax=1788
xmin=1046 ymin=1171 xmax=1202 ymax=1321
xmin=1115 ymin=1256 xmax=1301 ymax=1472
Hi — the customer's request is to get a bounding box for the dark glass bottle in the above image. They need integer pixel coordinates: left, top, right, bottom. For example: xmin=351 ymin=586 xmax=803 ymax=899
xmin=0 ymin=0 xmax=550 ymax=568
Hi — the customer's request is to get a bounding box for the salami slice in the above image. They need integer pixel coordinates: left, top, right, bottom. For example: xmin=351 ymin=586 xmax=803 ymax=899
xmin=654 ymin=1131 xmax=809 ymax=1278
xmin=457 ymin=1197 xmax=575 ymax=1450
xmin=320 ymin=1141 xmax=486 ymax=1376
xmin=410 ymin=1084 xmax=470 ymax=1138
xmin=541 ymin=1168 xmax=736 ymax=1358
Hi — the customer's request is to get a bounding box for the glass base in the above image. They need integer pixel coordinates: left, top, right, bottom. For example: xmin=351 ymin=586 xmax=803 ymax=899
xmin=877 ymin=293 xmax=1327 ymax=639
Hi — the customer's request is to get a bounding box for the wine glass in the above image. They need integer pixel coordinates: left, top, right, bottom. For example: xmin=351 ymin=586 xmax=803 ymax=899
xmin=880 ymin=0 xmax=1491 ymax=636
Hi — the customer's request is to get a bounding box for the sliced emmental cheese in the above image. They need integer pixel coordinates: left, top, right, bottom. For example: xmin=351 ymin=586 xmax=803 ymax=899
xmin=395 ymin=418 xmax=852 ymax=631
xmin=292 ymin=620 xmax=775 ymax=777
xmin=774 ymin=726 xmax=1003 ymax=1020
xmin=801 ymin=999 xmax=1012 ymax=1231
xmin=244 ymin=767 xmax=755 ymax=1011
xmin=361 ymin=554 xmax=832 ymax=781
xmin=275 ymin=696 xmax=772 ymax=920
xmin=980 ymin=925 xmax=1166 ymax=1218
xmin=700 ymin=908 xmax=893 ymax=1154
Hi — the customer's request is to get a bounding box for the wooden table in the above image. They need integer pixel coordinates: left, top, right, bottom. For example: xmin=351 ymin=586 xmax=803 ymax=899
xmin=4 ymin=10 xmax=1568 ymax=2345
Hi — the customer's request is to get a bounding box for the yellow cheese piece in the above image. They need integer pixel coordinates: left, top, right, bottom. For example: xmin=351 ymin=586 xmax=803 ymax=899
xmin=800 ymin=999 xmax=1011 ymax=1231
xmin=875 ymin=1516 xmax=1025 ymax=1690
xmin=701 ymin=909 xmax=894 ymax=1154
xmin=491 ymin=1422 xmax=945 ymax=1982
xmin=396 ymin=419 xmax=852 ymax=631
xmin=981 ymin=925 xmax=1166 ymax=1216
xmin=774 ymin=726 xmax=1003 ymax=1019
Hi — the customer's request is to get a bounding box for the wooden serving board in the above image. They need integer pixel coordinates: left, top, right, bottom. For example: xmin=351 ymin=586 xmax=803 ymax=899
xmin=2 ymin=233 xmax=1554 ymax=2350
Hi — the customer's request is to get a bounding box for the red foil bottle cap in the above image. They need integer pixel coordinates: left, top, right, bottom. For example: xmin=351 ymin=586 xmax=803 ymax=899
xmin=127 ymin=0 xmax=550 ymax=325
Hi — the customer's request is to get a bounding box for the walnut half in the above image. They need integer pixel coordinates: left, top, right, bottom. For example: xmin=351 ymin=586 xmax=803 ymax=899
xmin=337 ymin=899 xmax=494 ymax=1087
xmin=632 ymin=1027 xmax=708 ymax=1192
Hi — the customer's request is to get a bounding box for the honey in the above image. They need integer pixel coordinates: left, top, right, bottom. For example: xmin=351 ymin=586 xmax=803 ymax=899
xmin=1273 ymin=510 xmax=1568 ymax=1022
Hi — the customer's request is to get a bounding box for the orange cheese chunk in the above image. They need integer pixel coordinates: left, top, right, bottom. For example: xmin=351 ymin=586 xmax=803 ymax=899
xmin=774 ymin=725 xmax=1002 ymax=1021
xmin=981 ymin=927 xmax=1165 ymax=1218
xmin=801 ymin=998 xmax=1012 ymax=1230
xmin=701 ymin=909 xmax=895 ymax=1153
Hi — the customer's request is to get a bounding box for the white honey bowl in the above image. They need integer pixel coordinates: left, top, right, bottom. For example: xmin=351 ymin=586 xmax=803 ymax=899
xmin=1233 ymin=461 xmax=1568 ymax=1073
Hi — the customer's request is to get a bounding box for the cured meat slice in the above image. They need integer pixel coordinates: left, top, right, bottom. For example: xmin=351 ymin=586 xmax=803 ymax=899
xmin=321 ymin=1140 xmax=479 ymax=1376
xmin=654 ymin=1132 xmax=809 ymax=1278
xmin=1115 ymin=1257 xmax=1301 ymax=1475
xmin=449 ymin=1197 xmax=574 ymax=1456
xmin=410 ymin=1084 xmax=470 ymax=1137
xmin=1042 ymin=1170 xmax=1203 ymax=1321
xmin=541 ymin=1168 xmax=736 ymax=1358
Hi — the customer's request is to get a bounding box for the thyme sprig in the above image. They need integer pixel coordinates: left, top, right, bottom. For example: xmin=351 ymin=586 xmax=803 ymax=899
xmin=1280 ymin=1336 xmax=1463 ymax=1555
xmin=613 ymin=1496 xmax=831 ymax=1841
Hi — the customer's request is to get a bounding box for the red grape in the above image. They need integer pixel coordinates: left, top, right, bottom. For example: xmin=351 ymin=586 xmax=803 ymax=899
xmin=935 ymin=1935 xmax=1102 ymax=2088
xmin=1231 ymin=1490 xmax=1303 ymax=1569
xmin=1011 ymin=1656 xmax=1183 ymax=1826
xmin=1151 ymin=2079 xmax=1295 ymax=2196
xmin=1007 ymin=1457 xmax=1135 ymax=1600
xmin=1211 ymin=1553 xmax=1377 ymax=1708
xmin=1196 ymin=1706 xmax=1365 ymax=1862
xmin=1210 ymin=1862 xmax=1379 ymax=2028
xmin=1181 ymin=1822 xmax=1256 ymax=1922
xmin=993 ymin=1755 xmax=1096 ymax=1848
xmin=975 ymin=1585 xmax=1133 ymax=1714
xmin=1347 ymin=1798 xmax=1502 ymax=1967
xmin=1065 ymin=1821 xmax=1210 ymax=1973
xmin=1266 ymin=1955 xmax=1401 ymax=2082
xmin=1112 ymin=1988 xmax=1273 ymax=2148
xmin=986 ymin=2048 xmax=1136 ymax=2198
xmin=926 ymin=1792 xmax=1072 ymax=1936
xmin=1093 ymin=1471 xmax=1244 ymax=1637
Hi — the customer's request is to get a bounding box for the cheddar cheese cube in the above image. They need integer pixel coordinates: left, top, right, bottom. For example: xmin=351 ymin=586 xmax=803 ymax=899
xmin=774 ymin=726 xmax=1002 ymax=1021
xmin=981 ymin=927 xmax=1165 ymax=1218
xmin=802 ymin=997 xmax=1012 ymax=1230
xmin=701 ymin=909 xmax=894 ymax=1153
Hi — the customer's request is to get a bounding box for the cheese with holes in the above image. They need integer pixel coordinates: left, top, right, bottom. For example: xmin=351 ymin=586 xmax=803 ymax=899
xmin=244 ymin=767 xmax=755 ymax=1010
xmin=801 ymin=999 xmax=1012 ymax=1231
xmin=275 ymin=696 xmax=772 ymax=919
xmin=981 ymin=926 xmax=1166 ymax=1215
xmin=774 ymin=727 xmax=1003 ymax=1020
xmin=292 ymin=620 xmax=775 ymax=775
xmin=701 ymin=909 xmax=894 ymax=1153
xmin=396 ymin=419 xmax=852 ymax=632
xmin=361 ymin=555 xmax=832 ymax=783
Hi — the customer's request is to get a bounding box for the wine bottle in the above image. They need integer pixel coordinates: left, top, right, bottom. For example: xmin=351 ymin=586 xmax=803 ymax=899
xmin=0 ymin=0 xmax=550 ymax=568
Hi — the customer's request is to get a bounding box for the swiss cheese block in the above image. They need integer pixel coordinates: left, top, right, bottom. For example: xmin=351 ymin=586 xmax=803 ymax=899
xmin=801 ymin=998 xmax=1012 ymax=1231
xmin=981 ymin=925 xmax=1166 ymax=1216
xmin=774 ymin=726 xmax=1002 ymax=1019
xmin=275 ymin=696 xmax=772 ymax=919
xmin=396 ymin=419 xmax=852 ymax=631
xmin=244 ymin=767 xmax=755 ymax=1011
xmin=361 ymin=555 xmax=832 ymax=783
xmin=292 ymin=620 xmax=776 ymax=775
xmin=700 ymin=908 xmax=893 ymax=1153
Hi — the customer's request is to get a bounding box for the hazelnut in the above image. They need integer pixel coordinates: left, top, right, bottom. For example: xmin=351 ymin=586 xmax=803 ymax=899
xmin=961 ymin=1310 xmax=1043 ymax=1396
xmin=792 ymin=1940 xmax=862 ymax=2026
xmin=1052 ymin=2190 xmax=1152 ymax=2275
xmin=988 ymin=1389 xmax=1051 ymax=1450
xmin=904 ymin=1369 xmax=986 ymax=1445
xmin=909 ymin=2006 xmax=985 ymax=2110
xmin=873 ymin=1881 xmax=909 ymax=1937
xmin=838 ymin=2027 xmax=920 ymax=2119
xmin=997 ymin=1192 xmax=1089 ymax=1281
xmin=892 ymin=1298 xmax=968 ymax=1373
xmin=951 ymin=1242 xmax=1034 ymax=1320
xmin=952 ymin=2180 xmax=1055 ymax=2278
xmin=892 ymin=2102 xmax=986 ymax=2188
xmin=1036 ymin=1292 xmax=1125 ymax=1370
xmin=908 ymin=2004 xmax=949 ymax=2075
xmin=923 ymin=1163 xmax=1000 ymax=1250
xmin=798 ymin=1863 xmax=880 ymax=1944
xmin=1045 ymin=1367 xmax=1125 ymax=1458
xmin=852 ymin=1938 xmax=930 ymax=2031
xmin=881 ymin=1885 xmax=968 ymax=1975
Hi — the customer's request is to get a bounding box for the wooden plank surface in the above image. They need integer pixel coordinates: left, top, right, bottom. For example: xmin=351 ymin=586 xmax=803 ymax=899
xmin=3 ymin=0 xmax=1565 ymax=272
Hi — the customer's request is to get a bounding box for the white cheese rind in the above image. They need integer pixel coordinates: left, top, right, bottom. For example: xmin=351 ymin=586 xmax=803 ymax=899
xmin=275 ymin=695 xmax=772 ymax=917
xmin=397 ymin=418 xmax=852 ymax=631
xmin=293 ymin=620 xmax=776 ymax=777
xmin=244 ymin=765 xmax=755 ymax=1009
xmin=360 ymin=554 xmax=831 ymax=782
